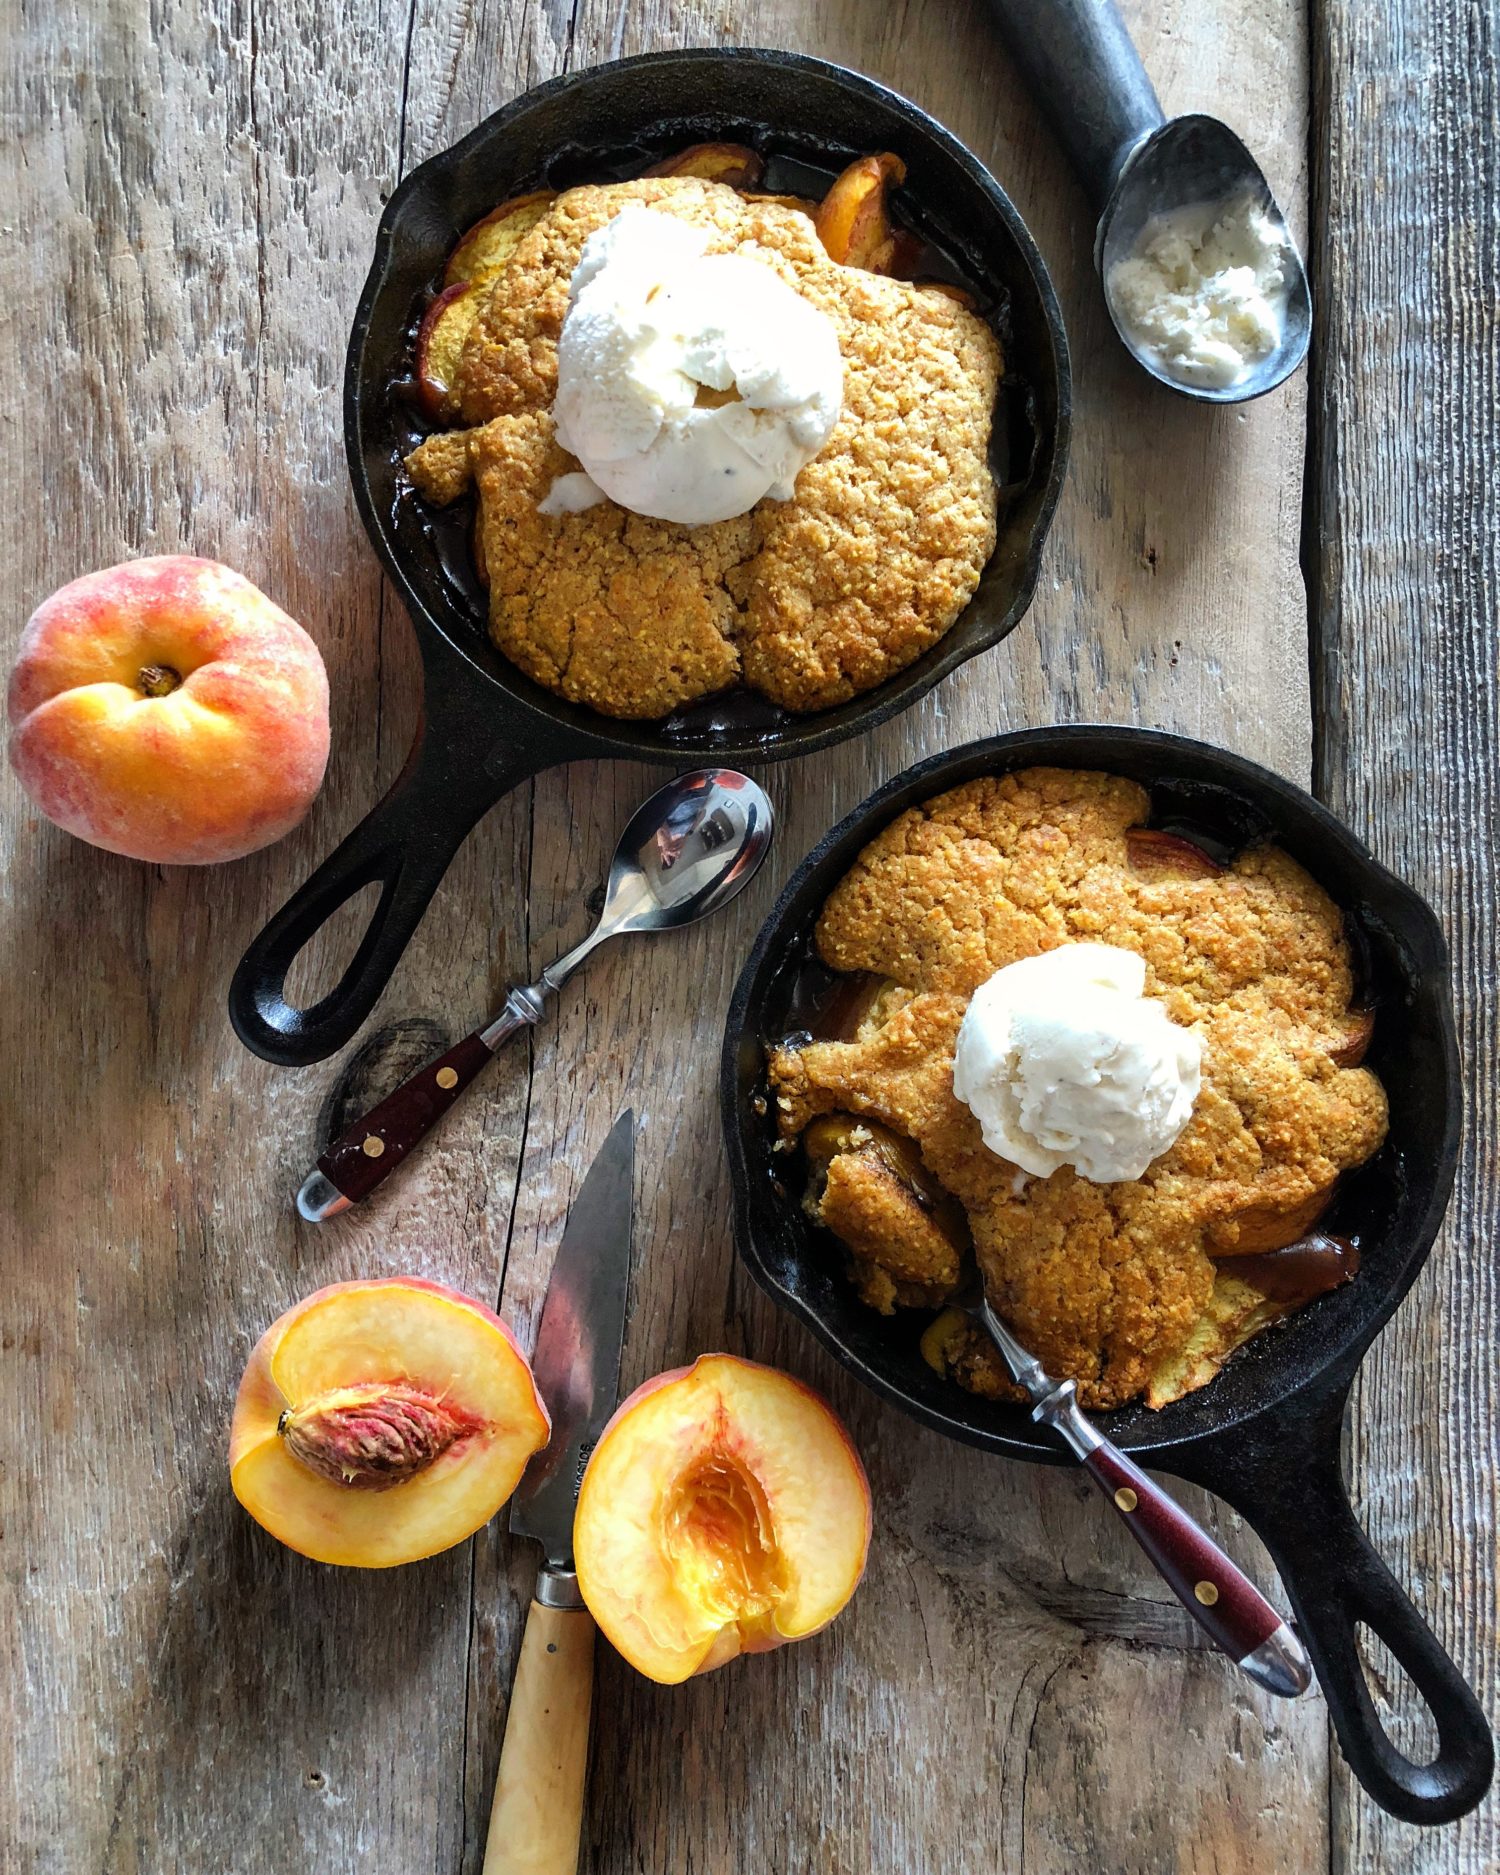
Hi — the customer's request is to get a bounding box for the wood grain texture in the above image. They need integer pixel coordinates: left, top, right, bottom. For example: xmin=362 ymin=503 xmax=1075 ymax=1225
xmin=1309 ymin=0 xmax=1499 ymax=1865
xmin=0 ymin=0 xmax=1488 ymax=1868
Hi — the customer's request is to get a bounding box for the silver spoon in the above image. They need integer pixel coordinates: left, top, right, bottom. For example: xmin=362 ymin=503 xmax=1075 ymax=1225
xmin=981 ymin=0 xmax=1310 ymax=402
xmin=296 ymin=768 xmax=774 ymax=1222
xmin=950 ymin=1264 xmax=1312 ymax=1696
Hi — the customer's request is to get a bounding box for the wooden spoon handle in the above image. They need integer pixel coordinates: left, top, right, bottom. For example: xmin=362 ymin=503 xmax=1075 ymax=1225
xmin=311 ymin=1028 xmax=494 ymax=1208
xmin=1080 ymin=1443 xmax=1311 ymax=1696
xmin=298 ymin=991 xmax=547 ymax=1220
xmin=482 ymin=1600 xmax=596 ymax=1875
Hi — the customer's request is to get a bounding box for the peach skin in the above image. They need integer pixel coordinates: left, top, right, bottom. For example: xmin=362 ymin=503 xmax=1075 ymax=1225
xmin=573 ymin=1353 xmax=871 ymax=1684
xmin=8 ymin=555 xmax=329 ymax=863
xmin=230 ymin=1277 xmax=549 ymax=1568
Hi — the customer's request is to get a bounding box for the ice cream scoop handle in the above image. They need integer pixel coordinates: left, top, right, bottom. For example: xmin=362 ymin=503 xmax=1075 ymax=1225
xmin=978 ymin=0 xmax=1164 ymax=212
xmin=482 ymin=1598 xmax=596 ymax=1875
xmin=1080 ymin=1442 xmax=1311 ymax=1697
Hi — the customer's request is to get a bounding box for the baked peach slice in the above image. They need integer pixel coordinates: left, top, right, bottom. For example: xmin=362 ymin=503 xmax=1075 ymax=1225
xmin=443 ymin=189 xmax=555 ymax=289
xmin=230 ymin=1277 xmax=548 ymax=1568
xmin=1330 ymin=1007 xmax=1375 ymax=1068
xmin=574 ymin=1354 xmax=870 ymax=1684
xmin=642 ymin=142 xmax=765 ymax=190
xmin=745 ymin=191 xmax=822 ymax=219
xmin=414 ymin=282 xmax=478 ymax=420
xmin=418 ymin=191 xmax=556 ymax=416
xmin=1126 ymin=826 xmax=1224 ymax=878
xmin=814 ymin=152 xmax=907 ymax=273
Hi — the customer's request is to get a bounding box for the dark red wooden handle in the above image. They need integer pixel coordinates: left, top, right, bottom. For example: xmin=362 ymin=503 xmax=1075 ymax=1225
xmin=317 ymin=1030 xmax=493 ymax=1203
xmin=1081 ymin=1443 xmax=1284 ymax=1663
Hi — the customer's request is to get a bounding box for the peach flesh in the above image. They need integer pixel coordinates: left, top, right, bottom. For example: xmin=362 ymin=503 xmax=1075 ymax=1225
xmin=7 ymin=555 xmax=329 ymax=864
xmin=574 ymin=1354 xmax=871 ymax=1684
xmin=230 ymin=1278 xmax=548 ymax=1568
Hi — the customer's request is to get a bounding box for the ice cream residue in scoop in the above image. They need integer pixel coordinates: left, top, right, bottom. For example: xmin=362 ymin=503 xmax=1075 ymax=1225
xmin=1105 ymin=193 xmax=1291 ymax=390
xmin=951 ymin=943 xmax=1203 ymax=1183
xmin=545 ymin=206 xmax=844 ymax=526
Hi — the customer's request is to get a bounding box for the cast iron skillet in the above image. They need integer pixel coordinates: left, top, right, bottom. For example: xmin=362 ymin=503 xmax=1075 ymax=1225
xmin=227 ymin=48 xmax=1070 ymax=1066
xmin=722 ymin=725 xmax=1493 ymax=1825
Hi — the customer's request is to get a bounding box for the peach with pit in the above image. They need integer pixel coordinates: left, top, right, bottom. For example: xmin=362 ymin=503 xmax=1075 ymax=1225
xmin=230 ymin=1277 xmax=549 ymax=1568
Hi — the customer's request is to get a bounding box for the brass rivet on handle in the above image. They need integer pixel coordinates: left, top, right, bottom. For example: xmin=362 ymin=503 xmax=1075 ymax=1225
xmin=1195 ymin=1580 xmax=1220 ymax=1606
xmin=435 ymin=1067 xmax=458 ymax=1090
xmin=1114 ymin=1487 xmax=1138 ymax=1512
xmin=362 ymin=1136 xmax=385 ymax=1158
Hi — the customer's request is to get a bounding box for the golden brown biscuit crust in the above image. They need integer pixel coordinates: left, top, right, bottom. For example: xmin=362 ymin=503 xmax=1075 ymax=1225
xmin=406 ymin=178 xmax=1001 ymax=718
xmin=769 ymin=768 xmax=1389 ymax=1409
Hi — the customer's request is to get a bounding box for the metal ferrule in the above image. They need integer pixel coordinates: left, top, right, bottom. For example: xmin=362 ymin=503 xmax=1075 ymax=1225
xmin=1238 ymin=1621 xmax=1313 ymax=1699
xmin=479 ymin=983 xmax=547 ymax=1051
xmin=535 ymin=1567 xmax=586 ymax=1611
xmin=1030 ymin=1377 xmax=1104 ymax=1459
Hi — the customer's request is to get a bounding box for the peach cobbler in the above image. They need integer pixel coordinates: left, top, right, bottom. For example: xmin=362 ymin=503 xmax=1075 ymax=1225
xmin=403 ymin=146 xmax=1001 ymax=719
xmin=768 ymin=767 xmax=1388 ymax=1410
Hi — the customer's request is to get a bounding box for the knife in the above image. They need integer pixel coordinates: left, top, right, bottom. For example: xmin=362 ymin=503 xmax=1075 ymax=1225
xmin=482 ymin=1111 xmax=635 ymax=1875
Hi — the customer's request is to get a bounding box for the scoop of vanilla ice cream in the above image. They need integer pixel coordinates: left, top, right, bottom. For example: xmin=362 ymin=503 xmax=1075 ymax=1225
xmin=951 ymin=943 xmax=1203 ymax=1183
xmin=549 ymin=207 xmax=844 ymax=526
xmin=1105 ymin=194 xmax=1290 ymax=390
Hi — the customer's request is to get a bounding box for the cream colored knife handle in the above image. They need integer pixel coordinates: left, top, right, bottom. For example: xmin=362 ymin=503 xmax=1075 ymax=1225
xmin=482 ymin=1597 xmax=596 ymax=1875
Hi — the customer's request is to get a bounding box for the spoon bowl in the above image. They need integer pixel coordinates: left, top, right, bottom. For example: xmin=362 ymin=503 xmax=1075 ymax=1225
xmin=1098 ymin=115 xmax=1311 ymax=403
xmin=600 ymin=770 xmax=775 ymax=936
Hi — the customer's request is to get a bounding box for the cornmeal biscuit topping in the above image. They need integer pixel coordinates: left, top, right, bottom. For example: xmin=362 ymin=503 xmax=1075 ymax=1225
xmin=406 ymin=175 xmax=1001 ymax=718
xmin=768 ymin=767 xmax=1389 ymax=1410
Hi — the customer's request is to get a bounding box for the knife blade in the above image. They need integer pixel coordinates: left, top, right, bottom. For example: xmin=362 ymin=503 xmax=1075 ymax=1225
xmin=481 ymin=1111 xmax=635 ymax=1875
xmin=510 ymin=1108 xmax=635 ymax=1582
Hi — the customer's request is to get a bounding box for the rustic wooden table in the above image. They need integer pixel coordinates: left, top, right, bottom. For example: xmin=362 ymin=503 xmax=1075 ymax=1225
xmin=3 ymin=0 xmax=1495 ymax=1870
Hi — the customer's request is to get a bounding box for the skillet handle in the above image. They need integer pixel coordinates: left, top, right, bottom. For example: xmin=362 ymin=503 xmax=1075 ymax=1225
xmin=228 ymin=685 xmax=542 ymax=1067
xmin=1196 ymin=1393 xmax=1494 ymax=1825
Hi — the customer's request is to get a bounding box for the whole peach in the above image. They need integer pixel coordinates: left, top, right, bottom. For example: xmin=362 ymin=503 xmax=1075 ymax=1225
xmin=7 ymin=555 xmax=330 ymax=864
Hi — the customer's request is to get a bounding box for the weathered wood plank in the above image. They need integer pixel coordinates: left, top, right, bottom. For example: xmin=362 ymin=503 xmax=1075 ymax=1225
xmin=0 ymin=1 xmax=537 ymax=1870
xmin=1310 ymin=0 xmax=1499 ymax=1866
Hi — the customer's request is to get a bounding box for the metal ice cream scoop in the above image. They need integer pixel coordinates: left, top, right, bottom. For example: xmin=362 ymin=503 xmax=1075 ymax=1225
xmin=296 ymin=768 xmax=773 ymax=1222
xmin=980 ymin=0 xmax=1310 ymax=402
xmin=950 ymin=1263 xmax=1312 ymax=1696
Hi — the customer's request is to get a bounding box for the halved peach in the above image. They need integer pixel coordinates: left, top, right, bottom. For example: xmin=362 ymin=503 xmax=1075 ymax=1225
xmin=443 ymin=190 xmax=555 ymax=289
xmin=642 ymin=142 xmax=765 ymax=190
xmin=814 ymin=153 xmax=907 ymax=273
xmin=573 ymin=1354 xmax=871 ymax=1684
xmin=230 ymin=1277 xmax=548 ymax=1568
xmin=415 ymin=282 xmax=479 ymax=420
